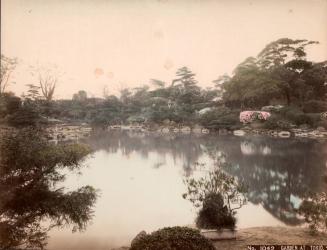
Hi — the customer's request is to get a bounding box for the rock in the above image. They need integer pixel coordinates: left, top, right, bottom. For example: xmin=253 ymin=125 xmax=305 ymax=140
xmin=233 ymin=130 xmax=246 ymax=136
xmin=201 ymin=128 xmax=210 ymax=134
xmin=161 ymin=127 xmax=170 ymax=133
xmin=278 ymin=131 xmax=291 ymax=138
xmin=131 ymin=231 xmax=147 ymax=246
xmin=317 ymin=126 xmax=326 ymax=132
xmin=295 ymin=132 xmax=308 ymax=137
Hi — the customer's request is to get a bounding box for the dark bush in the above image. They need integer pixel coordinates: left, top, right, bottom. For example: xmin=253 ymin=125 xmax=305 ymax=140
xmin=316 ymin=120 xmax=327 ymax=129
xmin=196 ymin=193 xmax=236 ymax=230
xmin=130 ymin=226 xmax=215 ymax=250
xmin=6 ymin=107 xmax=45 ymax=127
xmin=304 ymin=113 xmax=322 ymax=127
xmin=303 ymin=100 xmax=327 ymax=113
xmin=199 ymin=107 xmax=241 ymax=129
xmin=263 ymin=114 xmax=293 ymax=129
xmin=278 ymin=106 xmax=322 ymax=127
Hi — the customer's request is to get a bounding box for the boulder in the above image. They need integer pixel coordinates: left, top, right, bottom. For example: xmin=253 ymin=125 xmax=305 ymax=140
xmin=233 ymin=130 xmax=246 ymax=136
xmin=278 ymin=131 xmax=291 ymax=138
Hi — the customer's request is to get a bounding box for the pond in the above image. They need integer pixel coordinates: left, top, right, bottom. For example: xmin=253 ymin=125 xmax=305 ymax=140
xmin=48 ymin=130 xmax=327 ymax=250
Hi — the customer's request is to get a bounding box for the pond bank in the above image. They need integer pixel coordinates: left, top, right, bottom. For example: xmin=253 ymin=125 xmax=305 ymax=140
xmin=112 ymin=227 xmax=327 ymax=250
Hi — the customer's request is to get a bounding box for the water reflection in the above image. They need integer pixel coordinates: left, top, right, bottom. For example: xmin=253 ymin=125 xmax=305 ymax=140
xmin=85 ymin=130 xmax=208 ymax=176
xmin=47 ymin=130 xmax=327 ymax=249
xmin=83 ymin=130 xmax=327 ymax=227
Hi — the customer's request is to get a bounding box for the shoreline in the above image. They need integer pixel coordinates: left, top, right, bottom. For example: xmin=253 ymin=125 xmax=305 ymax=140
xmin=1 ymin=122 xmax=327 ymax=141
xmin=112 ymin=226 xmax=327 ymax=250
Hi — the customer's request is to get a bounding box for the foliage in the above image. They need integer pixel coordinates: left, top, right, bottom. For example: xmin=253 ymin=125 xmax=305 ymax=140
xmin=2 ymin=38 xmax=326 ymax=128
xmin=195 ymin=193 xmax=236 ymax=230
xmin=130 ymin=226 xmax=215 ymax=250
xmin=303 ymin=100 xmax=327 ymax=113
xmin=0 ymin=92 xmax=21 ymax=118
xmin=199 ymin=107 xmax=241 ymax=129
xmin=183 ymin=162 xmax=247 ymax=230
xmin=0 ymin=128 xmax=97 ymax=249
xmin=262 ymin=114 xmax=293 ymax=130
xmin=239 ymin=111 xmax=271 ymax=124
xmin=221 ymin=38 xmax=327 ymax=109
xmin=298 ymin=192 xmax=327 ymax=234
xmin=278 ymin=106 xmax=322 ymax=127
xmin=73 ymin=90 xmax=88 ymax=102
xmin=6 ymin=105 xmax=44 ymax=127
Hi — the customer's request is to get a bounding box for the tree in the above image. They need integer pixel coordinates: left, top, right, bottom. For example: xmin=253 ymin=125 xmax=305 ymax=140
xmin=0 ymin=128 xmax=97 ymax=249
xmin=73 ymin=90 xmax=88 ymax=102
xmin=221 ymin=38 xmax=326 ymax=108
xmin=30 ymin=65 xmax=63 ymax=101
xmin=23 ymin=84 xmax=42 ymax=101
xmin=183 ymin=161 xmax=247 ymax=230
xmin=150 ymin=79 xmax=166 ymax=88
xmin=222 ymin=57 xmax=280 ymax=109
xmin=0 ymin=55 xmax=17 ymax=94
xmin=299 ymin=192 xmax=327 ymax=234
xmin=257 ymin=38 xmax=318 ymax=69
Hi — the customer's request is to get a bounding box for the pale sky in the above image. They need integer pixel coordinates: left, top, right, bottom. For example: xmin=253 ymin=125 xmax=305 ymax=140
xmin=1 ymin=0 xmax=327 ymax=99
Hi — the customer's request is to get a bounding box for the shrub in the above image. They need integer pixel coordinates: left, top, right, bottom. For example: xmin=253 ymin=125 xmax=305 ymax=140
xmin=130 ymin=227 xmax=215 ymax=250
xmin=303 ymin=100 xmax=327 ymax=113
xmin=278 ymin=106 xmax=322 ymax=127
xmin=304 ymin=113 xmax=322 ymax=128
xmin=263 ymin=114 xmax=293 ymax=130
xmin=298 ymin=192 xmax=327 ymax=234
xmin=183 ymin=166 xmax=246 ymax=232
xmin=196 ymin=193 xmax=236 ymax=230
xmin=201 ymin=109 xmax=241 ymax=129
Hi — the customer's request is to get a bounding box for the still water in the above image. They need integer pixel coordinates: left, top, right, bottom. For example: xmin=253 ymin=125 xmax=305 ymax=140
xmin=48 ymin=130 xmax=327 ymax=250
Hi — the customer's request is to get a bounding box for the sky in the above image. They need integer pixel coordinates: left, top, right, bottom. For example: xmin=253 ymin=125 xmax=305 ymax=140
xmin=1 ymin=0 xmax=327 ymax=99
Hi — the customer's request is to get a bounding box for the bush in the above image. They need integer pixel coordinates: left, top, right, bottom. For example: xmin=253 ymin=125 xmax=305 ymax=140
xmin=278 ymin=106 xmax=322 ymax=127
xmin=303 ymin=100 xmax=327 ymax=113
xmin=263 ymin=114 xmax=293 ymax=130
xmin=298 ymin=192 xmax=327 ymax=234
xmin=6 ymin=106 xmax=45 ymax=127
xmin=196 ymin=193 xmax=236 ymax=230
xmin=201 ymin=109 xmax=241 ymax=129
xmin=130 ymin=227 xmax=215 ymax=250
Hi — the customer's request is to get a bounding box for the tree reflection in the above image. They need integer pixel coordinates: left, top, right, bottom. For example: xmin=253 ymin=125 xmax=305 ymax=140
xmin=84 ymin=130 xmax=327 ymax=226
xmin=208 ymin=137 xmax=327 ymax=225
xmin=84 ymin=130 xmax=208 ymax=176
xmin=0 ymin=128 xmax=97 ymax=249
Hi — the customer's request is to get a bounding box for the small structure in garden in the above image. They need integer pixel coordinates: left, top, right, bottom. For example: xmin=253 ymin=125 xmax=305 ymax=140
xmin=239 ymin=111 xmax=271 ymax=124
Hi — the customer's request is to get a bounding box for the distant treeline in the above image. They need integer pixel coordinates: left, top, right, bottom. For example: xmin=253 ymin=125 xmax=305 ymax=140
xmin=0 ymin=38 xmax=326 ymax=129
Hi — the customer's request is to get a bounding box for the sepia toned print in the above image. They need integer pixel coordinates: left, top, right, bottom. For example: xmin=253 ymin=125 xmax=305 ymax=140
xmin=1 ymin=0 xmax=327 ymax=249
